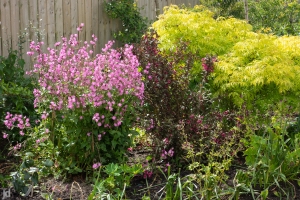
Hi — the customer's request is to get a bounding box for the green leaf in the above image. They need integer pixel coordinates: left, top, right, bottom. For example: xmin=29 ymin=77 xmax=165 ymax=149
xmin=31 ymin=172 xmax=39 ymax=185
xmin=43 ymin=159 xmax=54 ymax=167
xmin=261 ymin=188 xmax=269 ymax=200
xmin=112 ymin=140 xmax=117 ymax=149
xmin=23 ymin=171 xmax=31 ymax=180
xmin=100 ymin=143 xmax=107 ymax=151
xmin=18 ymin=59 xmax=25 ymax=68
xmin=25 ymin=152 xmax=34 ymax=157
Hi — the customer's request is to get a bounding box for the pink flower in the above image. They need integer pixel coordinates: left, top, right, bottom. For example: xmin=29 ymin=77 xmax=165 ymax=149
xmin=2 ymin=132 xmax=8 ymax=139
xmin=92 ymin=162 xmax=101 ymax=169
xmin=127 ymin=147 xmax=133 ymax=152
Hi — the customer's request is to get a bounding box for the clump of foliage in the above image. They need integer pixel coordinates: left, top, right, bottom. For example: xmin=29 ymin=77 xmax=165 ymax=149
xmin=134 ymin=30 xmax=201 ymax=158
xmin=199 ymin=0 xmax=245 ymax=19
xmin=200 ymin=0 xmax=300 ymax=36
xmin=151 ymin=5 xmax=253 ymax=85
xmin=233 ymin=108 xmax=300 ymax=199
xmin=134 ymin=30 xmax=244 ymax=172
xmin=152 ymin=4 xmax=300 ymax=115
xmin=89 ymin=163 xmax=143 ymax=199
xmin=213 ymin=34 xmax=300 ymax=112
xmin=0 ymin=50 xmax=36 ymax=144
xmin=23 ymin=25 xmax=144 ymax=174
xmin=248 ymin=0 xmax=300 ymax=36
xmin=104 ymin=0 xmax=148 ymax=44
xmin=152 ymin=5 xmax=252 ymax=57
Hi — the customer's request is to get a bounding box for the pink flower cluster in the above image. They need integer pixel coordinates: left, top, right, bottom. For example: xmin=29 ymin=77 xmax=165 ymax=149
xmin=143 ymin=170 xmax=153 ymax=179
xmin=161 ymin=147 xmax=174 ymax=159
xmin=3 ymin=112 xmax=31 ymax=136
xmin=27 ymin=25 xmax=144 ymax=127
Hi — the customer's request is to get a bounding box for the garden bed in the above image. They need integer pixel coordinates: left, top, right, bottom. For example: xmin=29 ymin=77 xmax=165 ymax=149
xmin=2 ymin=136 xmax=300 ymax=200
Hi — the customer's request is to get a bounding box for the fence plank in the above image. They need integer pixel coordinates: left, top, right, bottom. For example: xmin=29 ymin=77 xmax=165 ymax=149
xmin=70 ymin=0 xmax=78 ymax=33
xmin=55 ymin=0 xmax=63 ymax=41
xmin=1 ymin=0 xmax=11 ymax=56
xmin=10 ymin=0 xmax=19 ymax=51
xmin=78 ymin=0 xmax=85 ymax=41
xmin=47 ymin=0 xmax=55 ymax=48
xmin=85 ymin=0 xmax=92 ymax=43
xmin=29 ymin=0 xmax=39 ymax=44
xmin=20 ymin=0 xmax=31 ymax=70
xmin=38 ymin=0 xmax=47 ymax=52
xmin=63 ymin=0 xmax=71 ymax=37
xmin=101 ymin=0 xmax=109 ymax=47
xmin=92 ymin=0 xmax=99 ymax=53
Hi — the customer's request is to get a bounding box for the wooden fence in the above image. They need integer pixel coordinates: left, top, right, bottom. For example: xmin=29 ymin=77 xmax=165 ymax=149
xmin=0 ymin=0 xmax=199 ymax=70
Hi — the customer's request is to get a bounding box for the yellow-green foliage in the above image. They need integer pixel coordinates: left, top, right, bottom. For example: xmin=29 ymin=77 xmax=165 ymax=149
xmin=152 ymin=5 xmax=252 ymax=58
xmin=213 ymin=34 xmax=300 ymax=107
xmin=152 ymin=5 xmax=253 ymax=80
xmin=152 ymin=5 xmax=300 ymax=110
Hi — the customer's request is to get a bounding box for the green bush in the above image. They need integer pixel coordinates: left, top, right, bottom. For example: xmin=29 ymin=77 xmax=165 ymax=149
xmin=104 ymin=0 xmax=148 ymax=44
xmin=213 ymin=34 xmax=300 ymax=112
xmin=151 ymin=5 xmax=253 ymax=86
xmin=0 ymin=50 xmax=36 ymax=143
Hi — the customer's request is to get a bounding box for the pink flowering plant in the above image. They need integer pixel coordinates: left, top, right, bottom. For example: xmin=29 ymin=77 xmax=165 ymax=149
xmin=27 ymin=24 xmax=144 ymax=173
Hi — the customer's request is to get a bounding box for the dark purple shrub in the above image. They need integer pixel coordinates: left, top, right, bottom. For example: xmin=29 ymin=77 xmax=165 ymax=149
xmin=134 ymin=30 xmax=243 ymax=163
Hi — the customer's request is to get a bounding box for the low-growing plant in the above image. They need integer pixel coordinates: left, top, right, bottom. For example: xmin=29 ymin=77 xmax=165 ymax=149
xmin=236 ymin=109 xmax=300 ymax=199
xmin=10 ymin=152 xmax=53 ymax=197
xmin=156 ymin=166 xmax=198 ymax=200
xmin=0 ymin=174 xmax=11 ymax=189
xmin=88 ymin=163 xmax=143 ymax=199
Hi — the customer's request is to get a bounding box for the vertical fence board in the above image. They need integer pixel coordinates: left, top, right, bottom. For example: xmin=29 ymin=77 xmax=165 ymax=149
xmin=63 ymin=0 xmax=71 ymax=37
xmin=85 ymin=0 xmax=92 ymax=43
xmin=92 ymin=0 xmax=99 ymax=53
xmin=20 ymin=0 xmax=31 ymax=70
xmin=70 ymin=0 xmax=78 ymax=33
xmin=78 ymin=0 xmax=85 ymax=41
xmin=1 ymin=0 xmax=11 ymax=56
xmin=101 ymin=0 xmax=108 ymax=46
xmin=38 ymin=0 xmax=47 ymax=52
xmin=55 ymin=0 xmax=63 ymax=41
xmin=47 ymin=0 xmax=55 ymax=48
xmin=29 ymin=0 xmax=39 ymax=43
xmin=10 ymin=0 xmax=19 ymax=51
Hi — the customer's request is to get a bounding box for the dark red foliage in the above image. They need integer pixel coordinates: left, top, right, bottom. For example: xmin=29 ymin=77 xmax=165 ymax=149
xmin=133 ymin=30 xmax=201 ymax=156
xmin=134 ymin=31 xmax=243 ymax=162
